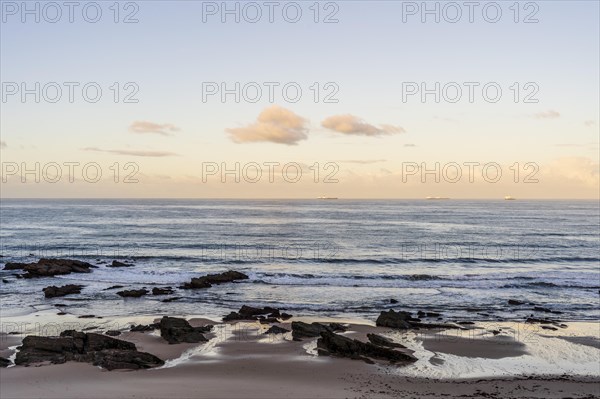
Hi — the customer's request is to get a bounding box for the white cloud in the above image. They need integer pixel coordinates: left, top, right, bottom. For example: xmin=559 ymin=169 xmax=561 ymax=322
xmin=321 ymin=114 xmax=405 ymax=136
xmin=226 ymin=106 xmax=308 ymax=145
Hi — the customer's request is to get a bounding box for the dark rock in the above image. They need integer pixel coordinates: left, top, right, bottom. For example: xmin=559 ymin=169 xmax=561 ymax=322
xmin=152 ymin=287 xmax=173 ymax=295
xmin=264 ymin=325 xmax=290 ymax=335
xmin=222 ymin=305 xmax=282 ymax=322
xmin=375 ymin=310 xmax=415 ymax=329
xmin=21 ymin=258 xmax=93 ymax=278
xmin=417 ymin=311 xmax=441 ymax=318
xmin=259 ymin=317 xmax=279 ymax=324
xmin=3 ymin=262 xmax=29 ymax=270
xmin=0 ymin=357 xmax=11 ymax=367
xmin=541 ymin=326 xmax=558 ymax=331
xmin=57 ymin=312 xmax=67 ymax=316
xmin=104 ymin=285 xmax=124 ymax=290
xmin=317 ymin=331 xmax=417 ymax=364
xmin=508 ymin=299 xmax=527 ymax=306
xmin=457 ymin=321 xmax=475 ymax=325
xmin=43 ymin=284 xmax=84 ymax=298
xmin=181 ymin=270 xmax=249 ymax=289
xmin=533 ymin=306 xmax=553 ymax=313
xmin=161 ymin=297 xmax=182 ymax=303
xmin=376 ymin=310 xmax=459 ymax=330
xmin=130 ymin=323 xmax=159 ymax=332
xmin=367 ymin=333 xmax=406 ymax=349
xmin=78 ymin=315 xmax=95 ymax=319
xmin=329 ymin=323 xmax=348 ymax=332
xmin=15 ymin=331 xmax=163 ymax=370
xmin=2 ymin=279 xmax=10 ymax=283
xmin=390 ymin=298 xmax=398 ymax=304
xmin=159 ymin=316 xmax=212 ymax=344
xmin=280 ymin=312 xmax=293 ymax=320
xmin=291 ymin=321 xmax=332 ymax=340
xmin=107 ymin=260 xmax=133 ymax=268
xmin=116 ymin=289 xmax=148 ymax=298
xmin=105 ymin=330 xmax=121 ymax=336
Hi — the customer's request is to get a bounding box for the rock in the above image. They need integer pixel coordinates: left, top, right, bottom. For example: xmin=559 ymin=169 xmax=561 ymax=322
xmin=317 ymin=331 xmax=417 ymax=364
xmin=43 ymin=284 xmax=85 ymax=298
xmin=15 ymin=331 xmax=163 ymax=370
xmin=2 ymin=279 xmax=10 ymax=283
xmin=291 ymin=321 xmax=332 ymax=340
xmin=104 ymin=285 xmax=125 ymax=290
xmin=78 ymin=315 xmax=95 ymax=319
xmin=107 ymin=260 xmax=133 ymax=268
xmin=541 ymin=326 xmax=558 ymax=331
xmin=222 ymin=305 xmax=283 ymax=322
xmin=376 ymin=310 xmax=460 ymax=330
xmin=3 ymin=262 xmax=29 ymax=270
xmin=130 ymin=323 xmax=159 ymax=332
xmin=159 ymin=316 xmax=212 ymax=344
xmin=0 ymin=357 xmax=11 ymax=367
xmin=181 ymin=270 xmax=249 ymax=289
xmin=105 ymin=330 xmax=121 ymax=336
xmin=15 ymin=330 xmax=164 ymax=370
xmin=152 ymin=287 xmax=173 ymax=295
xmin=367 ymin=333 xmax=406 ymax=349
xmin=390 ymin=298 xmax=398 ymax=304
xmin=457 ymin=321 xmax=475 ymax=325
xmin=57 ymin=312 xmax=67 ymax=316
xmin=280 ymin=312 xmax=293 ymax=320
xmin=508 ymin=299 xmax=527 ymax=306
xmin=116 ymin=289 xmax=148 ymax=298
xmin=90 ymin=348 xmax=164 ymax=370
xmin=375 ymin=310 xmax=415 ymax=329
xmin=21 ymin=258 xmax=93 ymax=278
xmin=329 ymin=323 xmax=348 ymax=332
xmin=161 ymin=297 xmax=182 ymax=303
xmin=417 ymin=311 xmax=441 ymax=318
xmin=264 ymin=325 xmax=290 ymax=335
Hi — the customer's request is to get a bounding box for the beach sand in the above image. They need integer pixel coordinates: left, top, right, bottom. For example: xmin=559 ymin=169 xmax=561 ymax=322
xmin=1 ymin=318 xmax=599 ymax=399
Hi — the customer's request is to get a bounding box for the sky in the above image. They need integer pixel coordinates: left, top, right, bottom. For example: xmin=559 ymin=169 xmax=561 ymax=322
xmin=0 ymin=0 xmax=598 ymax=198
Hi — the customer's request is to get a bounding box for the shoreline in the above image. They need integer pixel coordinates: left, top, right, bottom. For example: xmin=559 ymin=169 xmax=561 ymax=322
xmin=1 ymin=313 xmax=599 ymax=398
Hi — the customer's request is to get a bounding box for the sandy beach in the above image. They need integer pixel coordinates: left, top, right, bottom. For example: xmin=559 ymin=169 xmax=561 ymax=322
xmin=1 ymin=314 xmax=599 ymax=399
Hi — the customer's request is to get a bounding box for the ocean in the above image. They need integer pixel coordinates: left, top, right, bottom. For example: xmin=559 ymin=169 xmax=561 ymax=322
xmin=1 ymin=199 xmax=599 ymax=322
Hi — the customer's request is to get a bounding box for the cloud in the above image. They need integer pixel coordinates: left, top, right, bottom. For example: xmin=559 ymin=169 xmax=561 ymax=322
xmin=533 ymin=110 xmax=560 ymax=119
xmin=584 ymin=120 xmax=596 ymax=127
xmin=226 ymin=106 xmax=308 ymax=145
xmin=129 ymin=121 xmax=180 ymax=136
xmin=0 ymin=141 xmax=6 ymax=149
xmin=321 ymin=115 xmax=405 ymax=136
xmin=82 ymin=147 xmax=177 ymax=157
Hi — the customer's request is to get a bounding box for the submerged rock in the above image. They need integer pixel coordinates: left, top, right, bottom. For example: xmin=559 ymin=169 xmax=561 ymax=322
xmin=43 ymin=284 xmax=85 ymax=298
xmin=0 ymin=357 xmax=11 ymax=367
xmin=19 ymin=258 xmax=93 ymax=278
xmin=181 ymin=270 xmax=248 ymax=289
xmin=222 ymin=305 xmax=285 ymax=322
xmin=15 ymin=331 xmax=163 ymax=370
xmin=317 ymin=331 xmax=417 ymax=364
xmin=105 ymin=330 xmax=121 ymax=337
xmin=107 ymin=260 xmax=133 ymax=268
xmin=104 ymin=285 xmax=125 ymax=290
xmin=152 ymin=287 xmax=173 ymax=295
xmin=508 ymin=299 xmax=527 ymax=306
xmin=159 ymin=316 xmax=213 ymax=344
xmin=116 ymin=289 xmax=148 ymax=298
xmin=376 ymin=310 xmax=461 ymax=330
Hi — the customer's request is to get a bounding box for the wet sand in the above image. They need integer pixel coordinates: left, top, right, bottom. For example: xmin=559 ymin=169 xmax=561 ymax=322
xmin=1 ymin=319 xmax=599 ymax=398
